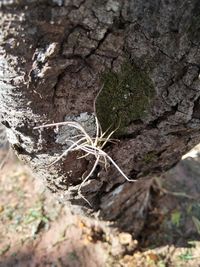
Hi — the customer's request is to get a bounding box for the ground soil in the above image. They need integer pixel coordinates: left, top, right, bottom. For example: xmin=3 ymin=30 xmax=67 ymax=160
xmin=1 ymin=146 xmax=200 ymax=267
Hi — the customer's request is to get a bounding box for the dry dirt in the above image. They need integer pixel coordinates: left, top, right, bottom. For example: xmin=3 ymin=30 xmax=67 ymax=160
xmin=1 ymin=145 xmax=200 ymax=267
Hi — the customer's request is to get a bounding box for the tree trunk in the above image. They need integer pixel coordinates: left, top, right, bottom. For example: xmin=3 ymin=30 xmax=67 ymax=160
xmin=1 ymin=0 xmax=200 ymax=236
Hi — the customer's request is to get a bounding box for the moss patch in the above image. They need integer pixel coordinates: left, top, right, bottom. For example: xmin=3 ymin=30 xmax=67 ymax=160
xmin=143 ymin=151 xmax=157 ymax=164
xmin=95 ymin=61 xmax=155 ymax=135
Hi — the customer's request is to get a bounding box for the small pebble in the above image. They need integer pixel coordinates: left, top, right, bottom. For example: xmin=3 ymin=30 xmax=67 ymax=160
xmin=118 ymin=232 xmax=132 ymax=245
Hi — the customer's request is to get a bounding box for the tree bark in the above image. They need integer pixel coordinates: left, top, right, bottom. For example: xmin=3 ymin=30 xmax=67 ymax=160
xmin=0 ymin=0 xmax=200 ymax=236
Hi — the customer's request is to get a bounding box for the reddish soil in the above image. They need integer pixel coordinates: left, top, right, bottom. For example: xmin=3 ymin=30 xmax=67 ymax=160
xmin=1 ymin=147 xmax=200 ymax=267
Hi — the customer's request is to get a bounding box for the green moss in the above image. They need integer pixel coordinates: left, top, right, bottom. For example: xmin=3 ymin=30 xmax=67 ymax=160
xmin=143 ymin=151 xmax=157 ymax=164
xmin=95 ymin=61 xmax=155 ymax=135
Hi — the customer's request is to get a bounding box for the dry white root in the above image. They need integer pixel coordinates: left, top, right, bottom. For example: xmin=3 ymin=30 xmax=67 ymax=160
xmin=34 ymin=116 xmax=135 ymax=206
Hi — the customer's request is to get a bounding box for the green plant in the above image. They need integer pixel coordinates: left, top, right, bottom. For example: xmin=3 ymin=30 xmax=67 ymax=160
xmin=157 ymin=260 xmax=166 ymax=267
xmin=34 ymin=116 xmax=135 ymax=205
xmin=192 ymin=216 xmax=200 ymax=235
xmin=171 ymin=210 xmax=181 ymax=227
xmin=178 ymin=249 xmax=193 ymax=261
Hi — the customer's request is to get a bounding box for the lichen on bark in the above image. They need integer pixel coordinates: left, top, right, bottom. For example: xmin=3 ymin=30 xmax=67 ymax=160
xmin=95 ymin=60 xmax=155 ymax=136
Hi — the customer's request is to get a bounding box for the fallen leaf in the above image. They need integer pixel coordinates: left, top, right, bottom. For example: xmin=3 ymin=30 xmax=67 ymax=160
xmin=147 ymin=252 xmax=158 ymax=262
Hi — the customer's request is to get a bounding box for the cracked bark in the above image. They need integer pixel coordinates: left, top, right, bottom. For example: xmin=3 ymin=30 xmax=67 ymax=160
xmin=1 ymin=0 xmax=200 ymax=236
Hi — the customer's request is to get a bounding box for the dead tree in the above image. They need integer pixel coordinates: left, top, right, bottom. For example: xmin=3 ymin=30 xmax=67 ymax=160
xmin=0 ymin=0 xmax=200 ymax=236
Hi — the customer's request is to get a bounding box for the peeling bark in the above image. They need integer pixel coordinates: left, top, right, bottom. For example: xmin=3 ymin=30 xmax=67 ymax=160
xmin=0 ymin=0 xmax=200 ymax=236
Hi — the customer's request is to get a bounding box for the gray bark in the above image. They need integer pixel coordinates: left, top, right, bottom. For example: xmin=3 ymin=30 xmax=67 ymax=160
xmin=0 ymin=0 xmax=200 ymax=236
